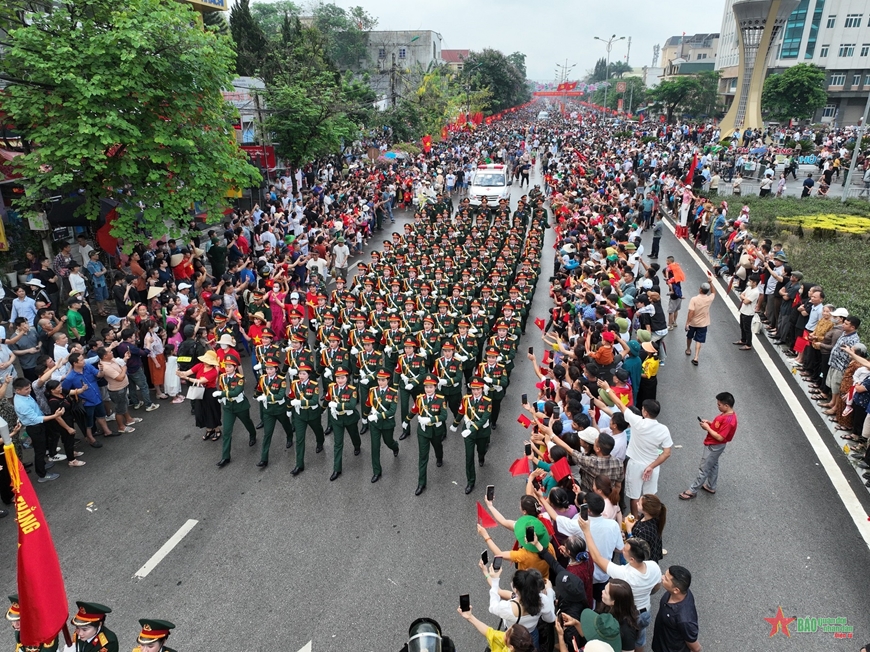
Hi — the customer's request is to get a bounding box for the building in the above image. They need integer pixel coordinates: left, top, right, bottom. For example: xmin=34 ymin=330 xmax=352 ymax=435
xmin=442 ymin=49 xmax=470 ymax=72
xmin=718 ymin=0 xmax=870 ymax=124
xmin=365 ymin=30 xmax=444 ymax=105
xmin=623 ymin=66 xmax=664 ymax=88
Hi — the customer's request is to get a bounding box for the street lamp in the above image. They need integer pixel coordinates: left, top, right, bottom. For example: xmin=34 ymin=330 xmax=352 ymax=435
xmin=594 ymin=34 xmax=626 ymax=112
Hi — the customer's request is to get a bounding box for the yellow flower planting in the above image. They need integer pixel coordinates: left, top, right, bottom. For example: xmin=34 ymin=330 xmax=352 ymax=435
xmin=776 ymin=214 xmax=870 ymax=234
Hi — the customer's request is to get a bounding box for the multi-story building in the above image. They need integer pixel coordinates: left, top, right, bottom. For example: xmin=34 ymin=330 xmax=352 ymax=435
xmin=717 ymin=0 xmax=870 ymax=124
xmin=442 ymin=49 xmax=470 ymax=72
xmin=364 ymin=30 xmax=443 ymax=105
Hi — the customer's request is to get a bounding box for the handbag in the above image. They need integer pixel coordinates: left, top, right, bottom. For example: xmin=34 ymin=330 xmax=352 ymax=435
xmin=186 ymin=385 xmax=205 ymax=401
xmin=751 ymin=313 xmax=762 ymax=334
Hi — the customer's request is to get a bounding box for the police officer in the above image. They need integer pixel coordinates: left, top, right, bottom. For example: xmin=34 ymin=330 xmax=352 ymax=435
xmin=70 ymin=602 xmax=118 ymax=652
xmin=459 ymin=377 xmax=493 ymax=494
xmin=411 ymin=374 xmax=448 ymax=496
xmin=132 ymin=619 xmax=176 ymax=652
xmin=324 ymin=367 xmax=361 ymax=481
xmin=214 ymin=351 xmax=257 ymax=468
xmin=287 ymin=362 xmax=324 ymax=476
xmin=364 ymin=369 xmax=400 ymax=483
xmin=255 ymin=357 xmax=293 ymax=468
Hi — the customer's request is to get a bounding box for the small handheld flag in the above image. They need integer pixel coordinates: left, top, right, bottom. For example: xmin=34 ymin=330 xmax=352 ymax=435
xmin=509 ymin=458 xmax=531 ymax=477
xmin=477 ymin=502 xmax=498 ymax=529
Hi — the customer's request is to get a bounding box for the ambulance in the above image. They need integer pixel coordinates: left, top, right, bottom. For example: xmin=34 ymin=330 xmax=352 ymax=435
xmin=468 ymin=163 xmax=511 ymax=206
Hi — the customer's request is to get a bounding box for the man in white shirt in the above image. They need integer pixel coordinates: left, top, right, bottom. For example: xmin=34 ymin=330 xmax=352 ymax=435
xmin=75 ymin=235 xmax=94 ymax=267
xmin=600 ymin=381 xmax=673 ymax=517
xmin=331 ymin=236 xmax=350 ymax=281
xmin=259 ymin=225 xmax=277 ymax=250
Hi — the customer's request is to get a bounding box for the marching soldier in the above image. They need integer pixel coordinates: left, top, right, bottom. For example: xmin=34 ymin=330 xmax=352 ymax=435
xmin=401 ymin=297 xmax=423 ymax=334
xmin=255 ymin=357 xmax=293 ymax=468
xmin=132 ymin=619 xmax=176 ymax=652
xmin=284 ymin=333 xmax=313 ymax=380
xmin=71 ymin=602 xmax=119 ymax=652
xmin=364 ymin=369 xmax=400 ymax=483
xmin=324 ymin=367 xmax=361 ymax=481
xmin=253 ymin=327 xmax=281 ymax=372
xmin=318 ymin=332 xmax=351 ymax=405
xmin=411 ymin=374 xmax=448 ymax=496
xmin=396 ymin=337 xmax=428 ymax=438
xmin=433 ymin=341 xmax=463 ymax=430
xmin=416 ymin=316 xmax=442 ymax=366
xmin=214 ymin=351 xmax=258 ymax=468
xmin=284 ymin=308 xmax=309 ymax=342
xmin=459 ymin=377 xmax=493 ymax=494
xmin=287 ymin=363 xmax=324 ymax=476
xmin=453 ymin=318 xmax=480 ymax=385
xmin=354 ymin=335 xmax=383 ymax=430
xmin=385 ymin=279 xmax=405 ymax=312
xmin=477 ymin=347 xmax=509 ymax=431
xmin=381 ymin=314 xmax=405 ymax=373
xmin=369 ymin=296 xmax=391 ymax=335
xmin=487 ymin=321 xmax=518 ymax=373
xmin=347 ymin=313 xmax=371 ymax=355
xmin=3 ymin=595 xmax=58 ymax=652
xmin=433 ymin=300 xmax=456 ymax=336
xmin=315 ymin=311 xmax=339 ymax=350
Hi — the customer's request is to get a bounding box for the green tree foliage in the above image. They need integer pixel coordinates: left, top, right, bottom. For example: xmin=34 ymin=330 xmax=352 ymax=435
xmin=649 ymin=71 xmax=721 ymax=123
xmin=507 ymin=52 xmax=527 ymax=79
xmin=461 ymin=49 xmax=530 ymax=114
xmin=230 ymin=0 xmax=269 ymax=76
xmin=250 ymin=0 xmax=299 ymax=37
xmin=590 ymin=77 xmax=648 ymax=112
xmin=312 ymin=3 xmax=377 ymax=71
xmin=0 ymin=0 xmax=260 ymax=243
xmin=203 ymin=10 xmax=229 ymax=36
xmin=587 ymin=58 xmax=608 ymax=83
xmin=762 ymin=63 xmax=827 ymax=122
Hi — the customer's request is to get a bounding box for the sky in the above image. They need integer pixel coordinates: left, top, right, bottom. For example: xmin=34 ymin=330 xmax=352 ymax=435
xmin=295 ymin=0 xmax=729 ymax=80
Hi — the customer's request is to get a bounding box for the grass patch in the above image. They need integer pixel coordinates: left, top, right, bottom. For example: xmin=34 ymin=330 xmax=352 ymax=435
xmin=726 ymin=196 xmax=870 ymax=237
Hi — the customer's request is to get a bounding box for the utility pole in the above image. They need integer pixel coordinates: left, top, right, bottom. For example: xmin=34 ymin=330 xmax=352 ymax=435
xmin=253 ymin=91 xmax=270 ymax=187
xmin=390 ymin=52 xmax=397 ymax=108
xmin=626 ymin=36 xmax=632 ymax=66
xmin=842 ymin=90 xmax=870 ymax=203
xmin=594 ymin=34 xmax=626 ymax=113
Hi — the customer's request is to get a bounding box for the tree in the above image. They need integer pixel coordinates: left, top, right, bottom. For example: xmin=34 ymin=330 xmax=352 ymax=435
xmin=250 ymin=0 xmax=299 ymax=37
xmin=203 ymin=10 xmax=229 ymax=36
xmin=649 ymin=71 xmax=721 ymax=123
xmin=608 ymin=61 xmax=633 ymax=79
xmin=586 ymin=58 xmax=608 ymax=83
xmin=461 ymin=49 xmax=530 ymax=114
xmin=0 ymin=0 xmax=260 ymax=243
xmin=312 ymin=3 xmax=377 ymax=70
xmin=762 ymin=63 xmax=827 ymax=122
xmin=590 ymin=76 xmax=648 ymax=112
xmin=507 ymin=52 xmax=527 ymax=79
xmin=230 ymin=0 xmax=269 ymax=76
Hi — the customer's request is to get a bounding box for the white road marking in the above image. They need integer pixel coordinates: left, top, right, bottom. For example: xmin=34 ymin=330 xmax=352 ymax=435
xmin=133 ymin=519 xmax=199 ymax=579
xmin=663 ymin=219 xmax=870 ymax=547
xmin=297 ymin=642 xmax=312 ymax=652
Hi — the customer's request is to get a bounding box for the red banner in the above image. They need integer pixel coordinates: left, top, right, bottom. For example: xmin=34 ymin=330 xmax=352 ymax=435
xmin=421 ymin=135 xmax=432 ymax=153
xmin=5 ymin=444 xmax=69 ymax=646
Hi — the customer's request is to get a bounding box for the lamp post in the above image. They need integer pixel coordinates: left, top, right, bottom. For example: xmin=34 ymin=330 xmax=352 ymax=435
xmin=594 ymin=34 xmax=626 ymax=112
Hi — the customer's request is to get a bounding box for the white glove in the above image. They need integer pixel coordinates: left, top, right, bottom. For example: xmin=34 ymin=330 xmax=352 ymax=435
xmin=437 ymin=378 xmax=447 ymax=387
xmin=287 ymin=368 xmax=298 ymax=377
xmin=367 ymin=413 xmax=378 ymax=423
xmin=379 ymin=290 xmax=386 ymax=296
xmin=219 ymin=397 xmax=227 ymax=405
xmin=369 ymin=326 xmax=378 ymax=334
xmin=405 ymin=382 xmax=414 ymax=390
xmin=253 ymin=363 xmax=262 ymax=371
xmin=470 ymin=327 xmax=479 ymax=335
xmin=351 ymin=346 xmax=359 ymax=355
xmin=404 ymin=290 xmax=414 ymax=296
xmin=323 ymin=369 xmax=332 ymax=379
xmin=311 ymin=319 xmax=319 ymax=329
xmin=319 ymin=343 xmax=327 ymax=351
xmin=360 ymin=377 xmax=370 ymax=385
xmin=283 ymin=346 xmax=293 ymax=353
xmin=330 ymin=408 xmax=339 ymax=420
xmin=387 ymin=307 xmax=397 ymax=313
xmin=385 ymin=346 xmax=394 ymax=355
xmin=497 ymin=355 xmax=504 ymax=362
xmin=462 ymin=429 xmax=472 ymax=438
xmin=450 ymin=311 xmax=458 ymax=317
xmin=342 ymin=323 xmax=351 ymax=331
xmin=213 ymin=390 xmax=223 ymax=398
xmin=290 ymin=399 xmax=302 ymax=407
xmin=256 ymin=394 xmax=267 ymax=403
xmin=418 ymin=416 xmax=431 ymax=426
xmin=493 ymin=385 xmax=504 ymax=392
xmin=328 ymin=401 xmax=338 ymax=409
xmin=415 ymin=310 xmax=425 ymax=317
xmin=400 ymin=373 xmax=409 ymax=383
xmin=484 ymin=376 xmax=493 ymax=383
xmin=418 ymin=348 xmax=427 ymax=357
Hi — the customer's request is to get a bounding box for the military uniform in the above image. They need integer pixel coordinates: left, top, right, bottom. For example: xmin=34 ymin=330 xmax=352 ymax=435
xmin=458 ymin=381 xmax=493 ymax=493
xmin=411 ymin=378 xmax=448 ymax=495
xmin=364 ymin=372 xmax=400 ymax=481
xmin=416 ymin=321 xmax=442 ymax=365
xmin=317 ymin=336 xmax=351 ymax=393
xmin=216 ymin=354 xmax=258 ymax=466
xmin=395 ymin=341 xmax=428 ymax=431
xmin=433 ymin=346 xmax=463 ymax=426
xmin=324 ymin=370 xmax=361 ymax=479
xmin=255 ymin=361 xmax=293 ymax=466
xmin=287 ymin=368 xmax=325 ymax=474
xmin=70 ymin=602 xmax=119 ymax=652
xmin=477 ymin=352 xmax=509 ymax=430
xmin=132 ymin=618 xmax=176 ymax=652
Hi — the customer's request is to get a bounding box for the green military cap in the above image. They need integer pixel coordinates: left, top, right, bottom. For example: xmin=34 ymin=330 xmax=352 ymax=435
xmin=71 ymin=601 xmax=112 ymax=626
xmin=6 ymin=595 xmax=20 ymax=621
xmin=137 ymin=619 xmax=176 ymax=644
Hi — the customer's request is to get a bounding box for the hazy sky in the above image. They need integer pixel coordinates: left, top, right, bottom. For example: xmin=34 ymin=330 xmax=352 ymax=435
xmin=299 ymin=0 xmax=729 ymax=80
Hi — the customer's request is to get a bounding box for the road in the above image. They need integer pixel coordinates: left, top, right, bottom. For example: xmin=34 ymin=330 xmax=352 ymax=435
xmin=2 ymin=171 xmax=869 ymax=652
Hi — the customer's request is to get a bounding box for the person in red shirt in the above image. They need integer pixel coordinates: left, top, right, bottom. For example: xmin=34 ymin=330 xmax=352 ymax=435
xmin=680 ymin=392 xmax=737 ymax=500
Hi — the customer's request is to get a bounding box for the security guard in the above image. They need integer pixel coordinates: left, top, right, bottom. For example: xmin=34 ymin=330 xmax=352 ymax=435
xmin=395 ymin=337 xmax=427 ymax=438
xmin=364 ymin=369 xmax=400 ymax=483
xmin=287 ymin=363 xmax=324 ymax=476
xmin=215 ymin=351 xmax=258 ymax=468
xmin=477 ymin=347 xmax=509 ymax=430
xmin=132 ymin=619 xmax=176 ymax=652
xmin=70 ymin=602 xmax=118 ymax=652
xmin=255 ymin=357 xmax=293 ymax=468
xmin=433 ymin=341 xmax=463 ymax=429
xmin=411 ymin=374 xmax=448 ymax=496
xmin=324 ymin=367 xmax=361 ymax=481
xmin=459 ymin=377 xmax=493 ymax=494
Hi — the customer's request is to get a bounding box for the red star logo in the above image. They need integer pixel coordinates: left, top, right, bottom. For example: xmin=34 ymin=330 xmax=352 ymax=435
xmin=764 ymin=606 xmax=796 ymax=637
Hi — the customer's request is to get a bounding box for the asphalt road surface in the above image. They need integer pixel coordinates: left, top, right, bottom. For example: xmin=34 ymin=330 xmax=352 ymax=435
xmin=3 ymin=173 xmax=870 ymax=652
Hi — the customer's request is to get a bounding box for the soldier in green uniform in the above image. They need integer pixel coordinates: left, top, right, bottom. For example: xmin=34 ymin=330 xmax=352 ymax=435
xmin=401 ymin=298 xmax=423 ymax=334
xmin=459 ymin=377 xmax=493 ymax=494
xmin=324 ymin=367 xmax=361 ymax=481
xmin=433 ymin=341 xmax=463 ymax=430
xmin=487 ymin=321 xmax=518 ymax=374
xmin=395 ymin=337 xmax=427 ymax=438
xmin=416 ymin=316 xmax=442 ymax=366
xmin=215 ymin=351 xmax=257 ymax=468
xmin=381 ymin=314 xmax=405 ymax=373
xmin=477 ymin=347 xmax=509 ymax=431
xmin=288 ymin=363 xmax=324 ymax=476
xmin=70 ymin=602 xmax=119 ymax=652
xmin=364 ymin=369 xmax=400 ymax=483
xmin=453 ymin=318 xmax=480 ymax=385
xmin=353 ymin=335 xmax=383 ymax=434
xmin=317 ymin=332 xmax=350 ymax=400
xmin=247 ymin=289 xmax=272 ymax=324
xmin=132 ymin=619 xmax=176 ymax=652
xmin=434 ymin=300 xmax=456 ymax=336
xmin=255 ymin=357 xmax=293 ymax=468
xmin=411 ymin=374 xmax=448 ymax=496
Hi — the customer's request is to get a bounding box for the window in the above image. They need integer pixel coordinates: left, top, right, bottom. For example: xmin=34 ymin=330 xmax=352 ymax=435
xmin=805 ymin=0 xmax=825 ymax=59
xmin=826 ymin=15 xmax=836 ymax=28
xmin=822 ymin=104 xmax=836 ymax=118
xmin=820 ymin=44 xmax=829 ymax=57
xmin=696 ymin=53 xmax=707 ymax=60
xmin=398 ymin=47 xmax=406 ymax=59
xmin=781 ymin=0 xmax=809 ymax=59
xmin=862 ymin=44 xmax=870 ymax=56
xmin=845 ymin=13 xmax=862 ymax=28
xmin=853 ymin=74 xmax=862 ymax=87
xmin=829 ymin=73 xmax=846 ymax=86
xmin=838 ymin=43 xmax=855 ymax=56
xmin=866 ymin=74 xmax=870 ymax=86
xmin=378 ymin=48 xmax=386 ymax=59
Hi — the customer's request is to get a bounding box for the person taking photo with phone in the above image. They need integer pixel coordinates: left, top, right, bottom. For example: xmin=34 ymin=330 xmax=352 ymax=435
xmin=679 ymin=392 xmax=738 ymax=500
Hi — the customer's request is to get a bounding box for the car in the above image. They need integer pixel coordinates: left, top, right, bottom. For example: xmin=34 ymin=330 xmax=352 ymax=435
xmin=468 ymin=164 xmax=511 ymax=206
xmin=537 ymin=111 xmax=549 ymax=121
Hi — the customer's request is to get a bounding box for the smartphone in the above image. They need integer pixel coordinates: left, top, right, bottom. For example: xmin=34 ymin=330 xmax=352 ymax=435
xmin=492 ymin=556 xmax=503 ymax=571
xmin=553 ymin=405 xmax=561 ymax=417
xmin=532 ymin=477 xmax=542 ymax=492
xmin=525 ymin=525 xmax=535 ymax=543
xmin=528 ymin=346 xmax=534 ymax=355
xmin=481 ymin=550 xmax=489 ymax=566
xmin=486 ymin=485 xmax=495 ymax=501
xmin=697 ymin=416 xmax=703 ymax=422
xmin=580 ymin=503 xmax=589 ymax=521
xmin=524 ymin=443 xmax=532 ymax=456
xmin=521 ymin=393 xmax=528 ymax=405
xmin=459 ymin=594 xmax=471 ymax=612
